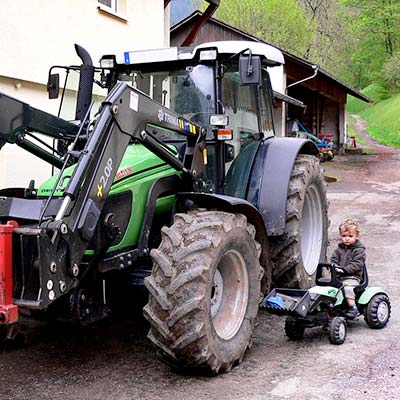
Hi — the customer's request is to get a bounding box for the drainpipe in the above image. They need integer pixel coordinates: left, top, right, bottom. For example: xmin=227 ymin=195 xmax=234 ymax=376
xmin=285 ymin=65 xmax=318 ymax=137
xmin=287 ymin=64 xmax=318 ymax=89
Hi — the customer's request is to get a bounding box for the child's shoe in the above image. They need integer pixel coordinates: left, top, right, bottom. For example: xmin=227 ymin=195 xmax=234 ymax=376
xmin=344 ymin=305 xmax=358 ymax=319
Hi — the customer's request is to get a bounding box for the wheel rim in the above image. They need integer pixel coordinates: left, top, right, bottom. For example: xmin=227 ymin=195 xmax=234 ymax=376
xmin=211 ymin=249 xmax=249 ymax=340
xmin=337 ymin=321 xmax=346 ymax=340
xmin=301 ymin=183 xmax=324 ymax=275
xmin=377 ymin=301 xmax=389 ymax=322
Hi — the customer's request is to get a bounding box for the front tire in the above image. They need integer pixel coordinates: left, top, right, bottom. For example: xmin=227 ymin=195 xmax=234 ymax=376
xmin=364 ymin=294 xmax=391 ymax=329
xmin=270 ymin=154 xmax=329 ymax=288
xmin=143 ymin=210 xmax=263 ymax=374
xmin=328 ymin=317 xmax=346 ymax=345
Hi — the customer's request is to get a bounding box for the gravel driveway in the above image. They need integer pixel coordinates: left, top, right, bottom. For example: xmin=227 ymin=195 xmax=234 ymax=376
xmin=1 ymin=117 xmax=399 ymax=400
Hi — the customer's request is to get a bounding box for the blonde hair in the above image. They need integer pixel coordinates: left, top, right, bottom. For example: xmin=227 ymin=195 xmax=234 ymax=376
xmin=339 ymin=218 xmax=360 ymax=236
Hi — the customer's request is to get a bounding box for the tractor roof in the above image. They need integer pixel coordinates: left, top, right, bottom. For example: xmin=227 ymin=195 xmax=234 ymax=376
xmin=112 ymin=40 xmax=284 ymax=67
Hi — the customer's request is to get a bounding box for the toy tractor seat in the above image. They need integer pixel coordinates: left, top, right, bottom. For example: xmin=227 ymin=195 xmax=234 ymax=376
xmin=354 ymin=264 xmax=368 ymax=298
xmin=315 ymin=263 xmax=369 ymax=296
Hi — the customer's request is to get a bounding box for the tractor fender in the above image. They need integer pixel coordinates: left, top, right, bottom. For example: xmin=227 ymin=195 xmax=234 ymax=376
xmin=248 ymin=137 xmax=319 ymax=236
xmin=357 ymin=287 xmax=388 ymax=305
xmin=175 ymin=192 xmax=270 ymax=268
xmin=309 ymin=285 xmax=344 ymax=305
xmin=334 ymin=291 xmax=345 ymax=307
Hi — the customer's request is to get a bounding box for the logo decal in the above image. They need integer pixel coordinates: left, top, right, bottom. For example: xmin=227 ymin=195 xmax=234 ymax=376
xmin=116 ymin=167 xmax=133 ymax=180
xmin=97 ymin=158 xmax=113 ymax=197
xmin=157 ymin=108 xmax=179 ymax=127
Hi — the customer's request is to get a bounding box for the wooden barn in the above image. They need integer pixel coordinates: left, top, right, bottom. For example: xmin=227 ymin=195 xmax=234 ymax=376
xmin=171 ymin=11 xmax=369 ymax=152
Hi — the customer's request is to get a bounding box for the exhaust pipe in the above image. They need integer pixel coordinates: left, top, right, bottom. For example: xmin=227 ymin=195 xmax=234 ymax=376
xmin=74 ymin=44 xmax=94 ymax=122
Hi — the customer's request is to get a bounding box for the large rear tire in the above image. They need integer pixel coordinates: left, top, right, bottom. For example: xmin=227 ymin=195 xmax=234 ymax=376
xmin=143 ymin=210 xmax=263 ymax=374
xmin=270 ymin=154 xmax=329 ymax=288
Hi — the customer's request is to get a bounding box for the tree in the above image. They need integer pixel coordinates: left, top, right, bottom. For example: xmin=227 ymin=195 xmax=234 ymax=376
xmin=340 ymin=0 xmax=400 ymax=57
xmin=298 ymin=0 xmax=350 ymax=76
xmin=337 ymin=0 xmax=400 ymax=87
xmin=383 ymin=52 xmax=400 ymax=92
xmin=213 ymin=0 xmax=315 ymax=56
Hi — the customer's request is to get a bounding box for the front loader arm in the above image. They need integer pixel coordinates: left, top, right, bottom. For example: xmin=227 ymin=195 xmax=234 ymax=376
xmin=10 ymin=81 xmax=206 ymax=311
xmin=0 ymin=91 xmax=79 ymax=167
xmin=56 ymin=81 xmax=206 ymax=242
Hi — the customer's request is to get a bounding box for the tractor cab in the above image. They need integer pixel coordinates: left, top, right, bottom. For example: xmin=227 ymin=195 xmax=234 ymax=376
xmin=99 ymin=41 xmax=284 ymax=194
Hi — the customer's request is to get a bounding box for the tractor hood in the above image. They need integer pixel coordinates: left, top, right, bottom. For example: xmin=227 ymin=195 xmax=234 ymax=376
xmin=37 ymin=144 xmax=170 ymax=197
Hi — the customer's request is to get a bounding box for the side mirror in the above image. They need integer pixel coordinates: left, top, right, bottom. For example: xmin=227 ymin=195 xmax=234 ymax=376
xmin=47 ymin=73 xmax=60 ymax=99
xmin=239 ymin=55 xmax=261 ymax=85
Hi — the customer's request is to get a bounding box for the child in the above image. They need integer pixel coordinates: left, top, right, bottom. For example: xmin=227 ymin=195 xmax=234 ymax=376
xmin=330 ymin=218 xmax=366 ymax=318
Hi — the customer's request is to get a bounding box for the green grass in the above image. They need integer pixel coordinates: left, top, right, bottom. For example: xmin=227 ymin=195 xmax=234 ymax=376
xmin=359 ymin=93 xmax=400 ymax=148
xmin=347 ymin=82 xmax=400 ymax=148
xmin=346 ymin=83 xmax=389 ymax=114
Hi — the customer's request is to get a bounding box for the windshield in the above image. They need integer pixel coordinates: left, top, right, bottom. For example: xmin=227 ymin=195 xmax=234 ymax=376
xmin=117 ymin=64 xmax=215 ymax=136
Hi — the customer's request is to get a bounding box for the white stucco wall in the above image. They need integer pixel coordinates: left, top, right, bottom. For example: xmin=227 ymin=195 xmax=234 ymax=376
xmin=268 ymin=65 xmax=286 ymax=137
xmin=0 ymin=0 xmax=168 ymax=188
xmin=0 ymin=0 xmax=167 ymax=86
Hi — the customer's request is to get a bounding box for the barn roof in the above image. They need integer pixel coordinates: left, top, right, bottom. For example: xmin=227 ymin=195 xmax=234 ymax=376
xmin=171 ymin=11 xmax=370 ymax=103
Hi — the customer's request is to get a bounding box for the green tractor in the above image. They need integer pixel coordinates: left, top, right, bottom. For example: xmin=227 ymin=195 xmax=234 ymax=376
xmin=0 ymin=41 xmax=328 ymax=373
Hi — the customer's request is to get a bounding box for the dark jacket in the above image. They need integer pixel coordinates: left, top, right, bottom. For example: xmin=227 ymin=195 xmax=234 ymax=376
xmin=330 ymin=240 xmax=366 ymax=280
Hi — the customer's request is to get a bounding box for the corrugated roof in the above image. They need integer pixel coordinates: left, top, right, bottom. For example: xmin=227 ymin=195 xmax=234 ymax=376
xmin=171 ymin=11 xmax=371 ymax=103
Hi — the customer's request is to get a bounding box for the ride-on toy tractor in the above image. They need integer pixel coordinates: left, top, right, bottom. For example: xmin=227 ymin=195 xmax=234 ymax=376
xmin=261 ymin=263 xmax=391 ymax=344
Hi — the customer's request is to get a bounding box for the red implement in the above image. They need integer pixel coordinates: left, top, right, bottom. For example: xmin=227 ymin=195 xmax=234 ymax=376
xmin=0 ymin=221 xmax=19 ymax=324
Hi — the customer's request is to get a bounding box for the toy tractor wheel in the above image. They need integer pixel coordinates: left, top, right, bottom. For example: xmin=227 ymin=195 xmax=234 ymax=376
xmin=284 ymin=316 xmax=305 ymax=340
xmin=270 ymin=154 xmax=329 ymax=288
xmin=328 ymin=317 xmax=346 ymax=345
xmin=143 ymin=210 xmax=263 ymax=374
xmin=364 ymin=294 xmax=391 ymax=329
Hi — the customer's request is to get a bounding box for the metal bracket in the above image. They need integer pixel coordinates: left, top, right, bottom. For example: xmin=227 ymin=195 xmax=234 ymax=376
xmin=0 ymin=221 xmax=19 ymax=324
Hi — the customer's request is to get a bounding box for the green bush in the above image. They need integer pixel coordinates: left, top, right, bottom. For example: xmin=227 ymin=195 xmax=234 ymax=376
xmin=383 ymin=53 xmax=400 ymax=94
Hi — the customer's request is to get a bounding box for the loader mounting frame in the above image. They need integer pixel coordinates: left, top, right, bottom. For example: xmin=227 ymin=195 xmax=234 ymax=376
xmin=0 ymin=221 xmax=19 ymax=324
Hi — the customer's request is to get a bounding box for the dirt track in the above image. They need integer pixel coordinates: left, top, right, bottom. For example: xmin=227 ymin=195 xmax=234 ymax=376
xmin=1 ymin=116 xmax=400 ymax=400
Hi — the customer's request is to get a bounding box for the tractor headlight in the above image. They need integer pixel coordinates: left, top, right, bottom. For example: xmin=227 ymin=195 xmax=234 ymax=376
xmin=200 ymin=49 xmax=217 ymax=61
xmin=100 ymin=56 xmax=115 ymax=69
xmin=210 ymin=114 xmax=229 ymax=126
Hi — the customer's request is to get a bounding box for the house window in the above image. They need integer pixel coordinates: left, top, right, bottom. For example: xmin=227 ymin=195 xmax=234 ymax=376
xmin=98 ymin=0 xmax=117 ymax=13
